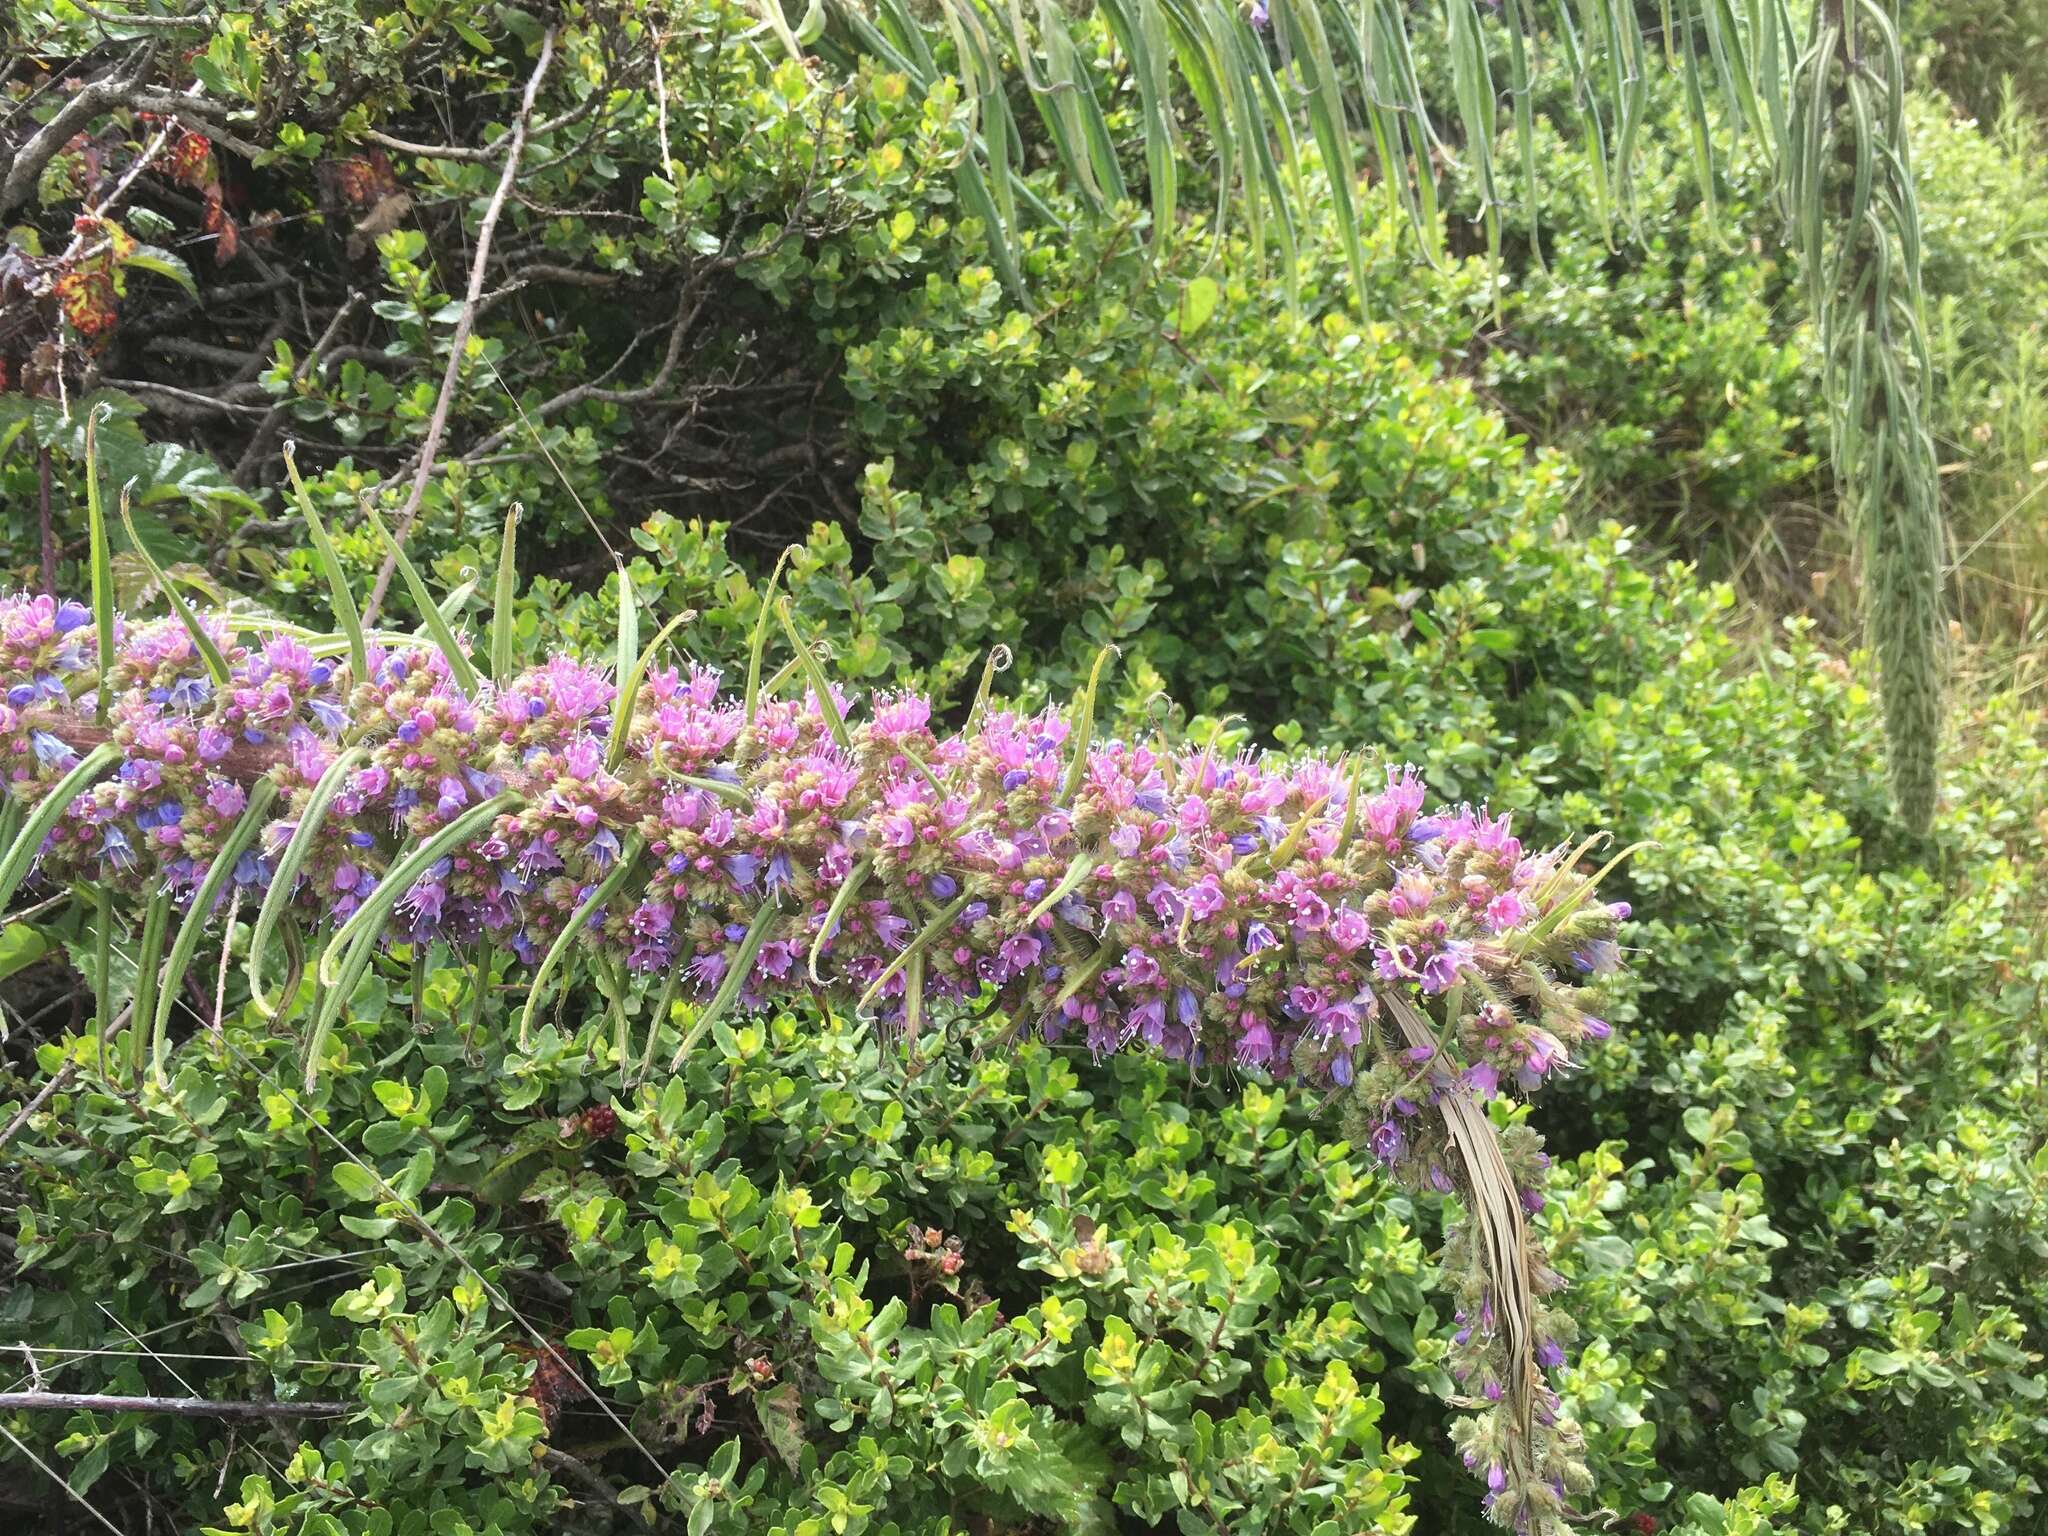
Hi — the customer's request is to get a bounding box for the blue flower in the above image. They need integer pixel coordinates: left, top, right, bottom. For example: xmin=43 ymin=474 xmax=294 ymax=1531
xmin=30 ymin=731 xmax=75 ymax=767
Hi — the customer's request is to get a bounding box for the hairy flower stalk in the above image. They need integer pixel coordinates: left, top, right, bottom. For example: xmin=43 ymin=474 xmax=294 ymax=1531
xmin=1 ymin=591 xmax=1627 ymax=1530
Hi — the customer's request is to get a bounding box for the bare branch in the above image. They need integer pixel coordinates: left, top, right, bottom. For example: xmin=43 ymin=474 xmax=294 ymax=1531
xmin=0 ymin=1391 xmax=352 ymax=1419
xmin=0 ymin=55 xmax=155 ymax=217
xmin=0 ymin=1063 xmax=75 ymax=1154
xmin=362 ymin=26 xmax=558 ymax=627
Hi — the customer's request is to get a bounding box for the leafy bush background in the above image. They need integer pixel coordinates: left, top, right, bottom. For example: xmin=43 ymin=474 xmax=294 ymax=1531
xmin=3 ymin=4 xmax=2046 ymax=1534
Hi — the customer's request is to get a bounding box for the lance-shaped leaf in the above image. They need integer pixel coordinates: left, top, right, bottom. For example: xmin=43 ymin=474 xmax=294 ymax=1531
xmin=1059 ymin=645 xmax=1117 ymax=807
xmin=126 ymin=890 xmax=173 ymax=1081
xmin=151 ymin=779 xmax=280 ymax=1081
xmin=808 ymin=856 xmax=873 ymax=983
xmin=607 ymin=607 xmax=697 ymax=771
xmin=359 ymin=499 xmax=480 ymax=698
xmin=283 ymin=443 xmax=368 ymax=688
xmin=518 ymin=834 xmax=646 ymax=1048
xmin=247 ymin=746 xmax=368 ymax=1018
xmin=1025 ymin=851 xmax=1094 ymax=929
xmin=775 ymin=599 xmax=852 ymax=752
xmin=85 ymin=414 xmax=116 ymax=724
xmin=671 ymin=900 xmax=784 ymax=1068
xmin=1380 ymin=989 xmax=1540 ymax=1480
xmin=302 ymin=919 xmax=386 ymax=1090
xmin=117 ymin=484 xmax=231 ymax=686
xmin=613 ymin=565 xmax=638 ymax=686
xmin=490 ymin=504 xmax=521 ymax=681
xmin=315 ymin=792 xmax=522 ymax=990
xmin=0 ymin=743 xmax=121 ymax=911
xmin=745 ymin=546 xmax=794 ymax=726
xmin=853 ymin=892 xmax=971 ymax=1018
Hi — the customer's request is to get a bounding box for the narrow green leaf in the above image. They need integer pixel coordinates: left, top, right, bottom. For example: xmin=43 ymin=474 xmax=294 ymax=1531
xmin=607 ymin=607 xmax=696 ymax=770
xmin=93 ymin=883 xmax=114 ymax=1033
xmin=0 ymin=743 xmax=120 ymax=912
xmin=775 ymin=599 xmax=851 ymax=752
xmin=117 ymin=484 xmax=231 ymax=685
xmin=518 ymin=835 xmax=645 ymax=1048
xmin=670 ymin=900 xmax=783 ymax=1068
xmin=316 ymin=792 xmax=520 ymax=989
xmin=152 ymin=780 xmax=279 ymax=1081
xmin=127 ymin=890 xmax=172 ymax=1082
xmin=967 ymin=644 xmax=1013 ymax=732
xmin=614 ymin=565 xmax=638 ymax=686
xmin=85 ymin=413 xmax=116 ymax=724
xmin=283 ymin=443 xmax=367 ymax=688
xmin=854 ymin=893 xmax=971 ymax=1018
xmin=303 ymin=919 xmax=384 ymax=1089
xmin=248 ymin=746 xmax=367 ymax=1017
xmin=808 ymin=856 xmax=873 ymax=982
xmin=490 ymin=503 xmax=520 ymax=681
xmin=671 ymin=774 xmax=751 ymax=805
xmin=358 ymin=498 xmax=480 ymax=698
xmin=1025 ymin=852 xmax=1094 ymax=928
xmin=745 ymin=547 xmax=794 ymax=727
xmin=634 ymin=962 xmax=686 ymax=1085
xmin=1059 ymin=645 xmax=1117 ymax=807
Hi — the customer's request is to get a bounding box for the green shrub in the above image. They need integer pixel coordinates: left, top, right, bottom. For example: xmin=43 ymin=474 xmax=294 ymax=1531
xmin=8 ymin=986 xmax=1434 ymax=1534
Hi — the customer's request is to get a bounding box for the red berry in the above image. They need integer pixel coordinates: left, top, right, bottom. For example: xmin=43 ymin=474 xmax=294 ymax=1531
xmin=582 ymin=1103 xmax=618 ymax=1139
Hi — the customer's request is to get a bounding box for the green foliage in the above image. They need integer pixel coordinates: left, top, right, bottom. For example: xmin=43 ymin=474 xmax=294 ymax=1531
xmin=6 ymin=986 xmax=1428 ymax=1534
xmin=4 ymin=1 xmax=2048 ymax=1531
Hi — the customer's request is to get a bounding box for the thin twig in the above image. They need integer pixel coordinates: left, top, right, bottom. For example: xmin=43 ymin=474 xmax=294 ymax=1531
xmin=0 ymin=1423 xmax=128 ymax=1536
xmin=0 ymin=55 xmax=156 ymax=216
xmin=362 ymin=27 xmax=557 ymax=627
xmin=0 ymin=1391 xmax=351 ymax=1418
xmin=0 ymin=1063 xmax=75 ymax=1154
xmin=37 ymin=447 xmax=57 ymax=597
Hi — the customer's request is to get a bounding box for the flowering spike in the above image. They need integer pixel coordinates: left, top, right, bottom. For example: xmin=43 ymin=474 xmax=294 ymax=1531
xmin=0 ymin=588 xmax=1634 ymax=1524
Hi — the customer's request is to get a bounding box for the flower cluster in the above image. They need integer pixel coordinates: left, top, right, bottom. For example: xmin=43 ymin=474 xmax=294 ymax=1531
xmin=0 ymin=591 xmax=1629 ymax=1531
